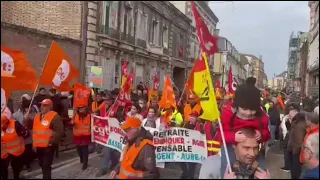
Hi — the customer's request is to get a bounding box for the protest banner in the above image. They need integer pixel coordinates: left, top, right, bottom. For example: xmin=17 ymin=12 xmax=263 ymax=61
xmin=91 ymin=115 xmax=207 ymax=168
xmin=91 ymin=115 xmax=126 ymax=152
xmin=88 ymin=66 xmax=103 ymax=88
xmin=144 ymin=127 xmax=207 ymax=163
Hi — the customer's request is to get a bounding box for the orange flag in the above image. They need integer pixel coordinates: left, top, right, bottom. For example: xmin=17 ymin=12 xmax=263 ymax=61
xmin=39 ymin=41 xmax=79 ymax=91
xmin=1 ymin=73 xmax=15 ymax=113
xmin=277 ymin=95 xmax=285 ymax=110
xmin=159 ymin=75 xmax=176 ymax=109
xmin=1 ymin=46 xmax=38 ymax=91
xmin=73 ymin=83 xmax=91 ymax=108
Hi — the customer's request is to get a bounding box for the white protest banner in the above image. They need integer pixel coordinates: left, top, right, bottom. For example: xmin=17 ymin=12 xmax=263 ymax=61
xmin=145 ymin=127 xmax=207 ymax=163
xmin=91 ymin=115 xmax=126 ymax=152
xmin=91 ymin=115 xmax=207 ymax=167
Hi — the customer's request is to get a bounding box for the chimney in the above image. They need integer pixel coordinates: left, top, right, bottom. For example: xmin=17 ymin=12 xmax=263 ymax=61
xmin=259 ymin=55 xmax=262 ymax=60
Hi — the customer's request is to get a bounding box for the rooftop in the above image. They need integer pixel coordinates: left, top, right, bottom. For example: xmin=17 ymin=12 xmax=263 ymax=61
xmin=276 ymin=71 xmax=287 ymax=78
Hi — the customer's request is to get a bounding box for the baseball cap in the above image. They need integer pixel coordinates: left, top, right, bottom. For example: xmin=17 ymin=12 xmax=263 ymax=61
xmin=121 ymin=117 xmax=142 ymax=130
xmin=40 ymin=99 xmax=53 ymax=106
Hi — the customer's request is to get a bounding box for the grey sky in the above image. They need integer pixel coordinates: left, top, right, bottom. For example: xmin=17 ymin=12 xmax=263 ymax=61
xmin=209 ymin=1 xmax=310 ymax=79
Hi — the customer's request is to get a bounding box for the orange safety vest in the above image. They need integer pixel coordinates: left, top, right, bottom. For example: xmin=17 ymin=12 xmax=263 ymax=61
xmin=195 ymin=121 xmax=221 ymax=157
xmin=300 ymin=125 xmax=319 ymax=163
xmin=184 ymin=103 xmax=202 ymax=123
xmin=73 ymin=114 xmax=91 ymax=136
xmin=91 ymin=101 xmax=105 ymax=112
xmin=33 ymin=111 xmax=57 ymax=148
xmin=119 ymin=139 xmax=153 ymax=179
xmin=1 ymin=119 xmax=25 ymax=159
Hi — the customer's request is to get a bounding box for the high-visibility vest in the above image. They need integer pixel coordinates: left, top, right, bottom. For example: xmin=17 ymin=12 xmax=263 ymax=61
xmin=300 ymin=125 xmax=319 ymax=163
xmin=195 ymin=121 xmax=221 ymax=157
xmin=184 ymin=103 xmax=202 ymax=123
xmin=91 ymin=101 xmax=105 ymax=112
xmin=1 ymin=119 xmax=25 ymax=159
xmin=73 ymin=114 xmax=91 ymax=136
xmin=33 ymin=111 xmax=56 ymax=148
xmin=119 ymin=139 xmax=153 ymax=179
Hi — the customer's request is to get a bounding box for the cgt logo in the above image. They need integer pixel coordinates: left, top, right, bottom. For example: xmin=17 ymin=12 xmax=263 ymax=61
xmin=93 ymin=125 xmax=109 ymax=137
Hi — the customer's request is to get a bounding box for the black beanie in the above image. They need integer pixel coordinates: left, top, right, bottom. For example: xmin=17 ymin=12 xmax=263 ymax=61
xmin=232 ymin=84 xmax=261 ymax=111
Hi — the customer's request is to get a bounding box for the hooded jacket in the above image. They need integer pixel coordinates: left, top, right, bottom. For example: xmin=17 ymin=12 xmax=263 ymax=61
xmin=215 ymin=104 xmax=270 ymax=144
xmin=113 ymin=127 xmax=160 ymax=179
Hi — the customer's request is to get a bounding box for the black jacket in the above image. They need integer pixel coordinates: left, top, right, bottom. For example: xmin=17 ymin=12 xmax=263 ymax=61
xmin=268 ymin=107 xmax=280 ymax=126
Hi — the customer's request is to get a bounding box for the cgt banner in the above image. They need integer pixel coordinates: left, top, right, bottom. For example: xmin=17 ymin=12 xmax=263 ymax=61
xmin=91 ymin=115 xmax=126 ymax=152
xmin=91 ymin=115 xmax=208 ymax=166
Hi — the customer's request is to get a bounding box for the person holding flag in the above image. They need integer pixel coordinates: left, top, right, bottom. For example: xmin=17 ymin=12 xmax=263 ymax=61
xmin=32 ymin=99 xmax=64 ymax=179
xmin=71 ymin=83 xmax=92 ymax=171
xmin=159 ymin=75 xmax=183 ymax=127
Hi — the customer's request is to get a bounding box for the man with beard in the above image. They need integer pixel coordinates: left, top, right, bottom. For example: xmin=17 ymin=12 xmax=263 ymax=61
xmin=199 ymin=128 xmax=270 ymax=179
xmin=110 ymin=117 xmax=159 ymax=179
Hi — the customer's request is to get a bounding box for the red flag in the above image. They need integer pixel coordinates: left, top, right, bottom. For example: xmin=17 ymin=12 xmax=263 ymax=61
xmin=227 ymin=67 xmax=237 ymax=95
xmin=191 ymin=1 xmax=218 ymax=56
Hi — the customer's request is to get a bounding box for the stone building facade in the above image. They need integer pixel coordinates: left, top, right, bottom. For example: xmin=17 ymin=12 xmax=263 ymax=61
xmin=84 ymin=1 xmax=191 ymax=91
xmin=170 ymin=1 xmax=219 ymax=75
xmin=215 ymin=37 xmax=247 ymax=87
xmin=307 ymin=1 xmax=319 ymax=96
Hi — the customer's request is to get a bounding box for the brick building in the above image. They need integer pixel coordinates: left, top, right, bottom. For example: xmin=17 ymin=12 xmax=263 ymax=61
xmin=84 ymin=1 xmax=191 ymax=91
xmin=1 ymin=1 xmax=85 ymax=104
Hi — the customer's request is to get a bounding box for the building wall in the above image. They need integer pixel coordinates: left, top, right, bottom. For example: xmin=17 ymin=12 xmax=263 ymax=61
xmin=252 ymin=58 xmax=265 ymax=88
xmin=1 ymin=1 xmax=83 ymax=40
xmin=85 ymin=1 xmax=191 ymax=91
xmin=170 ymin=1 xmax=219 ymax=74
xmin=300 ymin=38 xmax=309 ymax=97
xmin=307 ymin=1 xmax=319 ymax=96
xmin=1 ymin=1 xmax=83 ymax=107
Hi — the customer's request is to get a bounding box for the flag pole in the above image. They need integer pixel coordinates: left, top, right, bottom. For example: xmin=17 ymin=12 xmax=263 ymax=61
xmin=203 ymin=52 xmax=232 ymax=173
xmin=26 ymin=41 xmax=54 ymax=115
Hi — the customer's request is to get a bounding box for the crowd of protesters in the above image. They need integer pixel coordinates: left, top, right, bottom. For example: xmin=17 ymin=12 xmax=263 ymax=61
xmin=1 ymin=78 xmax=319 ymax=179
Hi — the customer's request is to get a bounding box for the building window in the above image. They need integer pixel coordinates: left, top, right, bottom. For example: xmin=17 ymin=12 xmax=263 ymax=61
xmin=137 ymin=10 xmax=148 ymax=41
xmin=162 ymin=25 xmax=168 ymax=49
xmin=101 ymin=1 xmax=111 ymax=34
xmin=151 ymin=19 xmax=159 ymax=45
xmin=179 ymin=33 xmax=184 ymax=57
xmin=312 ymin=74 xmax=319 ymax=85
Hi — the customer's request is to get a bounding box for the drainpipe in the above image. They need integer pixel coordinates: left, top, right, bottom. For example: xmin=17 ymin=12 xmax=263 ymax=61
xmin=80 ymin=1 xmax=88 ymax=84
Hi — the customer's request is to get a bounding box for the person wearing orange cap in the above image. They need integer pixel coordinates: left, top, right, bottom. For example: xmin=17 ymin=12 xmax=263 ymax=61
xmin=32 ymin=99 xmax=64 ymax=179
xmin=71 ymin=102 xmax=91 ymax=170
xmin=1 ymin=109 xmax=29 ymax=179
xmin=110 ymin=117 xmax=159 ymax=179
xmin=183 ymin=94 xmax=202 ymax=125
